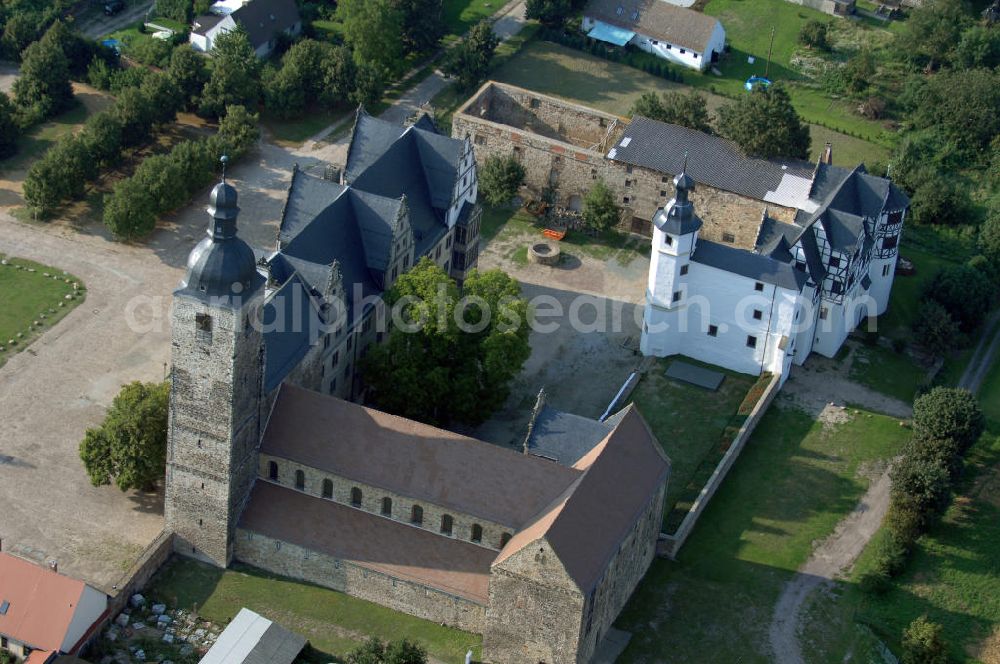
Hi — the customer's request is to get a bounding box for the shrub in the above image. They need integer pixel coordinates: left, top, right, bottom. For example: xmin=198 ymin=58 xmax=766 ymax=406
xmin=906 ymin=432 xmax=963 ymax=481
xmin=890 ymin=454 xmax=952 ymax=516
xmin=912 ymin=386 xmax=986 ymax=453
xmin=798 ymin=19 xmax=830 ymax=51
xmin=885 ymin=495 xmax=927 ymax=547
xmin=87 ymin=57 xmax=114 ymax=90
xmin=910 ymin=171 xmax=970 ymax=226
xmin=582 ymin=179 xmax=619 ymax=232
xmin=479 ymin=154 xmax=526 ymax=207
xmin=912 ymin=300 xmax=961 ymax=357
xmin=901 ymin=616 xmax=948 ymax=664
xmin=922 ymin=264 xmax=994 ymax=333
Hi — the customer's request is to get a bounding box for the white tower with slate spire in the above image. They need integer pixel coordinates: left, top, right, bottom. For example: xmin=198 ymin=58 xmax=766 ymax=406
xmin=165 ymin=159 xmax=267 ymax=566
xmin=640 ymin=162 xmax=703 ymax=358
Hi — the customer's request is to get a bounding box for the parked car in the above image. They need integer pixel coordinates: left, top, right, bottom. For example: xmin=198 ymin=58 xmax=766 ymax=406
xmin=104 ymin=0 xmax=125 ymax=15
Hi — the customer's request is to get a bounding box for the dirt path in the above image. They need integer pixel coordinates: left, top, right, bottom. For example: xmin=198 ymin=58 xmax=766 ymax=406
xmin=959 ymin=310 xmax=1000 ymax=394
xmin=768 ymin=464 xmax=894 ymax=664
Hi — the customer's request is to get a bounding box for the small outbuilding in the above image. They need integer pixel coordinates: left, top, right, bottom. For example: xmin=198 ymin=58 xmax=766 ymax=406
xmin=198 ymin=608 xmax=307 ymax=664
xmin=0 ymin=552 xmax=108 ymax=661
xmin=582 ymin=0 xmax=726 ymax=71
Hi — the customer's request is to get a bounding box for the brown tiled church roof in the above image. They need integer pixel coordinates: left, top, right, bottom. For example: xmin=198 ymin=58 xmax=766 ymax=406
xmin=240 ymin=481 xmax=496 ymax=603
xmin=494 ymin=405 xmax=669 ymax=591
xmin=260 ymin=384 xmax=582 ymax=528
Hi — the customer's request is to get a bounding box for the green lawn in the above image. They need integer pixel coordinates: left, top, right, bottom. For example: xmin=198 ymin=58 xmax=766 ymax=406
xmin=148 ymin=559 xmax=482 ymax=663
xmin=628 ymin=357 xmax=757 ymax=528
xmin=875 ymin=247 xmax=957 ymax=341
xmin=848 ymin=343 xmax=927 ymax=403
xmin=489 ymin=40 xmax=889 ymax=166
xmin=0 ymin=256 xmax=85 ymax=368
xmin=443 ymin=0 xmax=499 ymax=36
xmin=261 ymin=107 xmax=351 ymax=146
xmin=615 ymin=404 xmax=910 ymax=662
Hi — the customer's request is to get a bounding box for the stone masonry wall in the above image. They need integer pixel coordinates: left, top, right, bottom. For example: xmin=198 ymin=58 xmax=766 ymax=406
xmin=575 ymin=482 xmax=665 ymax=662
xmin=454 ymin=83 xmax=798 ymax=242
xmin=484 ymin=539 xmax=584 ymax=664
xmin=259 ymin=454 xmax=514 ymax=553
xmin=235 ymin=529 xmax=487 ymax=633
xmin=166 ymin=295 xmax=264 ymax=566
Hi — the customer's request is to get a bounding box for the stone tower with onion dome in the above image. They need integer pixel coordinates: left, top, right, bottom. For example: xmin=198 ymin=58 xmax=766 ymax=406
xmin=164 ymin=160 xmax=267 ymax=566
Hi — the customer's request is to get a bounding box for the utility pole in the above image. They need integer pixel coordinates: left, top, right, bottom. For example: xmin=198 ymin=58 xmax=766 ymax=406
xmin=765 ymin=26 xmax=775 ymax=79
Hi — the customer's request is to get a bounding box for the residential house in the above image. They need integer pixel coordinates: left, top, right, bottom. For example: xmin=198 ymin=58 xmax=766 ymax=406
xmin=190 ymin=0 xmax=301 ymax=57
xmin=582 ymin=0 xmax=726 ymax=71
xmin=0 ymin=552 xmax=107 ymax=661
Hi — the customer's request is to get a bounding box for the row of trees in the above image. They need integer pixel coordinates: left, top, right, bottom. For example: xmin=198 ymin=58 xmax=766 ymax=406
xmin=336 ymin=0 xmax=447 ymax=77
xmin=104 ymin=104 xmax=260 ymax=240
xmin=0 ymin=0 xmax=74 ymax=61
xmin=629 ymin=85 xmax=811 ymax=160
xmin=23 ymin=70 xmax=184 ymax=216
xmin=860 ymin=387 xmax=985 ymax=594
xmin=362 ymin=259 xmax=531 ymax=426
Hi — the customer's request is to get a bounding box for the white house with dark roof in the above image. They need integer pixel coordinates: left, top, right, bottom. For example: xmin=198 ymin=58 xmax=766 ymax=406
xmin=190 ymin=0 xmax=301 ymax=57
xmin=582 ymin=0 xmax=726 ymax=71
xmin=640 ymin=152 xmax=909 ymax=381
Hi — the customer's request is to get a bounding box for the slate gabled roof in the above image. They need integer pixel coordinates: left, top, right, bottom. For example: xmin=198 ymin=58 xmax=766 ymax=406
xmin=612 ymin=117 xmax=817 ymax=203
xmin=262 ymin=273 xmax=325 ymax=392
xmin=693 ymin=239 xmax=809 ymax=291
xmin=231 ymin=0 xmax=300 ymax=50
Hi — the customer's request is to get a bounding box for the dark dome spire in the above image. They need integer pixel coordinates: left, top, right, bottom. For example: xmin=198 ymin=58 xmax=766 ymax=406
xmin=177 ymin=157 xmax=263 ymax=303
xmin=653 ymin=152 xmax=703 ymax=235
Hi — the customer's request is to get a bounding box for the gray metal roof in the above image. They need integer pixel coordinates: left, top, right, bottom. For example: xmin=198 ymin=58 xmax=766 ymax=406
xmin=199 ymin=608 xmax=306 ymax=664
xmin=176 ymin=181 xmax=265 ymax=305
xmin=611 ymin=117 xmax=817 ymax=202
xmin=525 ymin=406 xmax=617 ymax=466
xmin=692 ymin=239 xmax=809 ymax=291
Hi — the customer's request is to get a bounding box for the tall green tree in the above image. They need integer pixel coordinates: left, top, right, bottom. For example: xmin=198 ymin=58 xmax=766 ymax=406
xmin=392 ymin=0 xmax=445 ymax=54
xmin=629 ymin=90 xmax=712 ymax=134
xmin=0 ymin=92 xmax=18 ymax=159
xmin=13 ymin=23 xmax=74 ymax=124
xmin=103 ymin=176 xmax=158 ymax=240
xmin=478 ymin=154 xmax=525 ymax=206
xmin=167 ymin=44 xmax=209 ymax=110
xmin=525 ymin=0 xmax=572 ymax=27
xmin=798 ymin=19 xmax=830 ymax=51
xmin=156 ymin=0 xmax=193 ymax=22
xmin=79 ymin=381 xmax=169 ymax=492
xmin=583 ymin=179 xmax=619 ymax=232
xmin=716 ymin=84 xmax=810 ymax=159
xmin=900 ymin=0 xmax=972 ymax=69
xmin=346 ymin=637 xmax=428 ymax=664
xmin=912 ymin=387 xmax=986 ymax=454
xmin=442 ymin=20 xmax=499 ymax=91
xmin=337 ymin=0 xmax=405 ymax=75
xmin=199 ymin=26 xmax=261 ymax=118
xmin=362 ymin=259 xmax=530 ymax=426
xmin=922 ymin=264 xmax=994 ymax=333
xmin=907 ymin=68 xmax=1000 ymax=159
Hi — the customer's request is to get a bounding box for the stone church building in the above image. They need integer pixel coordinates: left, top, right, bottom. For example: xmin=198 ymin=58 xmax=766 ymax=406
xmin=164 ymin=112 xmax=670 ymax=663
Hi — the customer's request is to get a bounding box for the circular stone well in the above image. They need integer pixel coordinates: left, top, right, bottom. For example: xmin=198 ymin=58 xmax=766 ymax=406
xmin=528 ymin=241 xmax=561 ymax=266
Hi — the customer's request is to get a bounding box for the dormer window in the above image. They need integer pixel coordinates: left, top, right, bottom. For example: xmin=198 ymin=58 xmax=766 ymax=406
xmin=616 ymin=5 xmax=624 ymax=15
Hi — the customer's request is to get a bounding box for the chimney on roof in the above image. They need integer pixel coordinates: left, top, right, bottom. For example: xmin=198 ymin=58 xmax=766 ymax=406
xmin=48 ymin=560 xmax=57 ymax=573
xmin=822 ymin=142 xmax=833 ymax=165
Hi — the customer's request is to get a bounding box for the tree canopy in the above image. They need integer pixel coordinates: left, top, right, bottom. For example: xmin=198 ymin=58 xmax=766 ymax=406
xmin=912 ymin=386 xmax=986 ymax=454
xmin=168 ymin=44 xmax=210 ymax=111
xmin=362 ymin=259 xmax=531 ymax=426
xmin=901 ymin=616 xmax=948 ymax=664
xmin=79 ymin=381 xmax=169 ymax=492
xmin=525 ymin=0 xmax=573 ymax=27
xmin=716 ymin=85 xmax=810 ymax=160
xmin=629 ymin=90 xmax=712 ymax=134
xmin=13 ymin=22 xmax=74 ymax=124
xmin=443 ymin=20 xmax=499 ymax=91
xmin=921 ymin=264 xmax=994 ymax=332
xmin=199 ymin=26 xmax=261 ymax=118
xmin=0 ymin=92 xmax=18 ymax=159
xmin=478 ymin=154 xmax=525 ymax=207
xmin=583 ymin=180 xmax=619 ymax=232
xmin=391 ymin=0 xmax=445 ymax=55
xmin=346 ymin=637 xmax=428 ymax=664
xmin=337 ymin=0 xmax=405 ymax=75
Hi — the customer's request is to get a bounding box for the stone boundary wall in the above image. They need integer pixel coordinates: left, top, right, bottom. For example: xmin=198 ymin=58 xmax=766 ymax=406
xmin=659 ymin=373 xmax=782 ymax=558
xmin=77 ymin=530 xmax=176 ymax=655
xmin=235 ymin=529 xmax=487 ymax=633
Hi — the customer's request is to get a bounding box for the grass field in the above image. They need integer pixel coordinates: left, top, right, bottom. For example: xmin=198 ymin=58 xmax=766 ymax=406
xmin=148 ymin=559 xmax=482 ymax=663
xmin=0 ymin=256 xmax=85 ymax=368
xmin=628 ymin=357 xmax=756 ymax=527
xmin=489 ymin=40 xmax=890 ymax=166
xmin=443 ymin=0 xmax=498 ymax=36
xmin=848 ymin=343 xmax=927 ymax=403
xmin=0 ymin=103 xmax=92 ymax=174
xmin=615 ymin=404 xmax=910 ymax=662
xmin=261 ymin=107 xmax=351 ymax=146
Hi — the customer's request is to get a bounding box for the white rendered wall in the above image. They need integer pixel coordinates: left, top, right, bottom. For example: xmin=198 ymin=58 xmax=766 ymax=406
xmin=61 ymin=584 xmax=108 ymax=652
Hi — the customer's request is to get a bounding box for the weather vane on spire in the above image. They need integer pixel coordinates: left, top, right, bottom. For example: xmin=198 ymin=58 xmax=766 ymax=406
xmin=220 ymin=154 xmax=229 ymax=183
xmin=682 ymin=151 xmax=689 ymax=173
